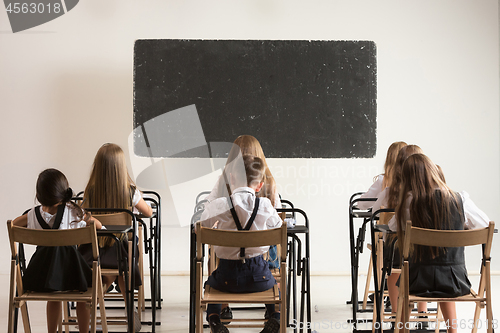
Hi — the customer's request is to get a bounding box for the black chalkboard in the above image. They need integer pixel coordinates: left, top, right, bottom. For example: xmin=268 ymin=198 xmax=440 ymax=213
xmin=133 ymin=40 xmax=376 ymax=158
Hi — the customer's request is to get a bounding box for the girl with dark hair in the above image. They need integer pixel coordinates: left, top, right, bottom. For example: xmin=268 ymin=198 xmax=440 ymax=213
xmin=12 ymin=168 xmax=102 ymax=333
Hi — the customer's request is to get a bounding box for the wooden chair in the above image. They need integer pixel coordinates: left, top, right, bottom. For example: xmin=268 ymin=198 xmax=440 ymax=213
xmin=369 ymin=210 xmax=443 ymax=333
xmin=396 ymin=220 xmax=495 ymax=333
xmin=7 ymin=220 xmax=108 ymax=333
xmin=195 ymin=222 xmax=287 ymax=332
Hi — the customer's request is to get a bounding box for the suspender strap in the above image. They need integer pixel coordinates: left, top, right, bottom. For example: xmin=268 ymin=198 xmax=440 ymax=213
xmin=34 ymin=204 xmax=65 ymax=230
xmin=222 ymin=169 xmax=262 ymax=259
xmin=228 ymin=196 xmax=260 ymax=259
xmin=246 ymin=197 xmax=260 ymax=231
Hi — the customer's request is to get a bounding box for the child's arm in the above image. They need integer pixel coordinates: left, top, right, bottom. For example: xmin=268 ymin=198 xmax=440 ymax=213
xmin=132 ymin=188 xmax=153 ymax=217
xmin=370 ymin=187 xmax=388 ymax=215
xmin=358 ymin=175 xmax=384 ymax=210
xmin=266 ymin=206 xmax=283 ymax=229
xmin=12 ymin=214 xmax=27 ymax=227
xmin=84 ymin=212 xmax=103 ymax=229
xmin=459 ymin=191 xmax=490 ymax=230
xmin=135 ymin=198 xmax=153 ymax=217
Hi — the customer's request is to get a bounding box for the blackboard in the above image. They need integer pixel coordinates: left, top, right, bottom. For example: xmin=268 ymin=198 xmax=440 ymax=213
xmin=133 ymin=39 xmax=376 ymax=158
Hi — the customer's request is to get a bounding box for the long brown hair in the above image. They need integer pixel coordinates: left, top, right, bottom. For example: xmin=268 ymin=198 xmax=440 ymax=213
xmin=83 ymin=143 xmax=135 ymax=246
xmin=218 ymin=135 xmax=277 ymax=206
xmin=382 ymin=141 xmax=407 ymax=188
xmin=396 ymin=154 xmax=463 ymax=261
xmin=83 ymin=143 xmax=135 ymax=210
xmin=387 ymin=144 xmax=423 ymax=209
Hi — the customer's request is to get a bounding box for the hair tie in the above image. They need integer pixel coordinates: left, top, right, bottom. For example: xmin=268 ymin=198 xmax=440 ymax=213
xmin=64 ymin=187 xmax=73 ymax=202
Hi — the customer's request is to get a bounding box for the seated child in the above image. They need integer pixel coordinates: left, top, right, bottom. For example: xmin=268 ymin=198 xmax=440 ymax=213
xmin=12 ymin=168 xmax=103 ymax=333
xmin=200 ymin=154 xmax=282 ymax=333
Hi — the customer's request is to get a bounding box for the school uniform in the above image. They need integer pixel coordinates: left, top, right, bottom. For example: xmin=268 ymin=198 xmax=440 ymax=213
xmin=357 ymin=175 xmax=385 ymax=210
xmin=200 ymin=187 xmax=282 ymax=321
xmin=207 ymin=175 xmax=282 ymax=272
xmin=23 ymin=204 xmax=92 ymax=292
xmin=396 ymin=191 xmax=472 ymax=298
xmin=201 ymin=187 xmax=282 ymax=293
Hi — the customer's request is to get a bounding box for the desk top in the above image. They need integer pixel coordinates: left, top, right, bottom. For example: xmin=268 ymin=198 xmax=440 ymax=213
xmin=351 ymin=210 xmax=372 ymax=218
xmin=98 ymin=225 xmax=133 ymax=234
xmin=287 ymin=225 xmax=308 ymax=234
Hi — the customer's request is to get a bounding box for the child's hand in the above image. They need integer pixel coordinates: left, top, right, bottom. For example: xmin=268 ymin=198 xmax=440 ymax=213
xmin=83 ymin=211 xmax=92 ymax=223
xmin=83 ymin=212 xmax=103 ymax=230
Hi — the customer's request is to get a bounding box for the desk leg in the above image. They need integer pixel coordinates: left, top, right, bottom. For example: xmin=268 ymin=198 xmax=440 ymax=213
xmin=189 ymin=227 xmax=196 ymax=333
xmin=305 ymin=231 xmax=312 ymax=333
xmin=156 ymin=217 xmax=162 ymax=309
xmin=299 ymin=257 xmax=306 ymax=333
xmin=349 ymin=213 xmax=359 ymax=329
xmin=286 ymin=239 xmax=298 ymax=333
xmin=292 ymin=240 xmax=298 ymax=333
xmin=151 ymin=224 xmax=157 ymax=333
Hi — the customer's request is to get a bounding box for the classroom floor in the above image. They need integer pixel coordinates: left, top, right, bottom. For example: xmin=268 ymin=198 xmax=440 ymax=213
xmin=1 ymin=274 xmax=499 ymax=332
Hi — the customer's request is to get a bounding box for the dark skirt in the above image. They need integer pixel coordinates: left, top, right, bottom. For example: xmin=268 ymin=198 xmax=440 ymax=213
xmin=205 ymin=255 xmax=276 ymax=293
xmin=408 ymin=261 xmax=471 ymax=298
xmin=79 ymin=241 xmax=142 ymax=289
xmin=23 ymin=245 xmax=92 ymax=292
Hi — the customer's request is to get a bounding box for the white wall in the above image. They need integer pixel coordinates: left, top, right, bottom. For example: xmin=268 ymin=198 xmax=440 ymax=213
xmin=0 ymin=0 xmax=498 ymax=276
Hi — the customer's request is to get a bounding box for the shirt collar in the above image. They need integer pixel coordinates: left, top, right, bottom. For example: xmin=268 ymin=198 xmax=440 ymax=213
xmin=232 ymin=186 xmax=256 ymax=196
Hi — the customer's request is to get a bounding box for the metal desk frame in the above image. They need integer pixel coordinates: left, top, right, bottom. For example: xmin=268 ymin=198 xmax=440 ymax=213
xmin=348 ymin=192 xmax=377 ymax=332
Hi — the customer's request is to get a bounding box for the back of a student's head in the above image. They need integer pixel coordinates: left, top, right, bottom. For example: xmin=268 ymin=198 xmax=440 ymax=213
xmin=384 ymin=141 xmax=407 ymax=186
xmin=387 ymin=144 xmax=423 ymax=207
xmin=36 ymin=168 xmax=72 ymax=206
xmin=84 ymin=143 xmax=134 ymax=208
xmin=231 ymin=154 xmax=265 ymax=189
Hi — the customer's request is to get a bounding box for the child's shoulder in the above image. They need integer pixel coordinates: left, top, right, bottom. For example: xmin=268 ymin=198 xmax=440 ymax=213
xmin=205 ymin=196 xmax=230 ymax=211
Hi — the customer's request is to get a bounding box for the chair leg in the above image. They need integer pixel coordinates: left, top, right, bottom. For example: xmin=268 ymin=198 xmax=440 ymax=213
xmin=195 ymin=262 xmax=203 ymax=333
xmin=363 ymin=253 xmax=373 ymax=310
xmin=394 ymin=280 xmax=404 ymax=333
xmin=20 ymin=303 xmax=31 ymax=333
xmin=472 ymin=267 xmax=486 ymax=333
xmin=8 ymin=261 xmax=16 ymax=333
xmin=98 ymin=277 xmax=109 ymax=333
xmin=485 ymin=263 xmax=493 ymax=333
xmin=62 ymin=302 xmax=69 ymax=333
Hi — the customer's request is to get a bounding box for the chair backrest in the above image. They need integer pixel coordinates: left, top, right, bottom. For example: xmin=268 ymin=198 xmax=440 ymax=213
xmin=196 ymin=223 xmax=287 ymax=262
xmin=7 ymin=220 xmax=99 ymax=260
xmin=92 ymin=212 xmax=133 ymax=226
xmin=402 ymin=220 xmax=495 ymax=260
xmin=379 ymin=209 xmax=394 ymax=226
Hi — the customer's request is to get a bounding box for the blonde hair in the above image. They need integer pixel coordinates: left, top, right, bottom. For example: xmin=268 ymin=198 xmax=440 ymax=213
xmin=387 ymin=144 xmax=423 ymax=209
xmin=219 ymin=135 xmax=277 ymax=206
xmin=382 ymin=141 xmax=407 ymax=188
xmin=83 ymin=143 xmax=135 ymax=246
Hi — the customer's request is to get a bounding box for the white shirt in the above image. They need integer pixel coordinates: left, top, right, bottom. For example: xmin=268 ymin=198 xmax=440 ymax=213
xmin=206 ymin=174 xmax=282 ymax=209
xmin=387 ymin=191 xmax=490 ymax=232
xmin=27 ymin=203 xmax=87 ymax=230
xmin=200 ymin=187 xmax=282 ymax=260
xmin=370 ymin=186 xmax=389 ymax=215
xmin=357 ymin=175 xmax=385 ymax=210
xmin=459 ymin=191 xmax=490 ymax=230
